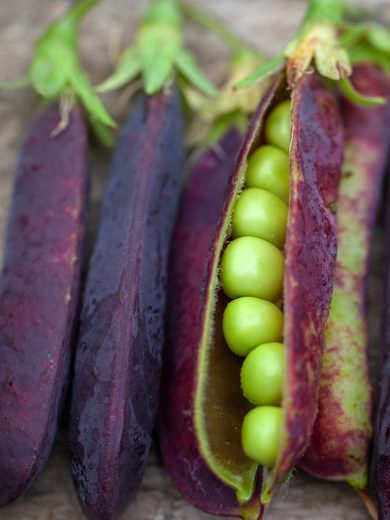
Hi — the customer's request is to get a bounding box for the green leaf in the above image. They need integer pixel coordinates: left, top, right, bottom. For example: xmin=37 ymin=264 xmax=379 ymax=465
xmin=30 ymin=56 xmax=67 ymax=99
xmin=175 ymin=49 xmax=219 ymax=97
xmin=68 ymin=66 xmax=116 ymax=128
xmin=93 ymin=0 xmax=219 ymax=103
xmin=234 ymin=54 xmax=284 ymax=90
xmin=31 ymin=21 xmax=78 ymax=99
xmin=339 ymin=22 xmax=390 ymax=74
xmin=339 ymin=24 xmax=367 ymax=50
xmin=24 ymin=0 xmax=115 ymax=144
xmin=96 ymin=47 xmax=141 ymax=93
xmin=89 ymin=118 xmax=115 ymax=148
xmin=339 ymin=77 xmax=386 ymax=107
xmin=314 ymin=39 xmax=339 ymax=80
xmin=367 ymin=24 xmax=390 ymax=53
xmin=314 ymin=44 xmax=351 ymax=80
xmin=138 ymin=23 xmax=181 ymax=95
xmin=350 ymin=44 xmax=390 ymax=71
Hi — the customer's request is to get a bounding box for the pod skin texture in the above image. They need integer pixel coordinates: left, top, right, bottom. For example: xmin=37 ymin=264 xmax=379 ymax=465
xmin=158 ymin=129 xmax=257 ymax=518
xmin=159 ymin=72 xmax=343 ymax=518
xmin=267 ymin=70 xmax=343 ymax=502
xmin=302 ymin=64 xmax=390 ymax=490
xmin=69 ymin=87 xmax=185 ymax=520
xmin=0 ymin=103 xmax=88 ymax=505
xmin=370 ymin=75 xmax=390 ymax=518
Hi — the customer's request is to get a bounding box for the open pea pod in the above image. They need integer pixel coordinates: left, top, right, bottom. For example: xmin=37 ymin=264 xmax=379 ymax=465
xmin=301 ymin=64 xmax=390 ymax=492
xmin=158 ymin=70 xmax=343 ymax=518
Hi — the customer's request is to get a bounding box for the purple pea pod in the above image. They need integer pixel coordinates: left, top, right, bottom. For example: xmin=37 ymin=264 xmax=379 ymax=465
xmin=68 ymin=87 xmax=185 ymax=520
xmin=158 ymin=71 xmax=343 ymax=518
xmin=301 ymin=64 xmax=390 ymax=495
xmin=0 ymin=103 xmax=88 ymax=505
xmin=370 ymin=73 xmax=390 ymax=520
xmin=159 ymin=129 xmax=250 ymax=518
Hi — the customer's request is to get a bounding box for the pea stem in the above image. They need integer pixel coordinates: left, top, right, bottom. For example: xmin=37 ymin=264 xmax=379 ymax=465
xmin=142 ymin=0 xmax=182 ymax=27
xmin=303 ymin=0 xmax=370 ymax=30
xmin=67 ymin=0 xmax=100 ymax=25
xmin=179 ymin=0 xmax=259 ymax=57
xmin=29 ymin=0 xmax=115 ymax=144
xmin=303 ymin=0 xmax=345 ymax=29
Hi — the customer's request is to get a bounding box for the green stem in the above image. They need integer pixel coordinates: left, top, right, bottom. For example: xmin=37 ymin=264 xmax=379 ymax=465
xmin=179 ymin=0 xmax=258 ymax=56
xmin=303 ymin=0 xmax=345 ymax=29
xmin=27 ymin=0 xmax=115 ymax=143
xmin=142 ymin=0 xmax=182 ymax=27
xmin=68 ymin=0 xmax=99 ymax=25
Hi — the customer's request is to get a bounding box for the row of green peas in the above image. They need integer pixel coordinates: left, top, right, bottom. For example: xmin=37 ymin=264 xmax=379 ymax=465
xmin=220 ymin=99 xmax=292 ymax=468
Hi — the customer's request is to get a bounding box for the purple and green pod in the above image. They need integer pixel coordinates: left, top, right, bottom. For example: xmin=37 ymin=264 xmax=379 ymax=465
xmin=68 ymin=87 xmax=185 ymax=520
xmin=301 ymin=64 xmax=390 ymax=492
xmin=0 ymin=103 xmax=88 ymax=505
xmin=158 ymin=70 xmax=343 ymax=518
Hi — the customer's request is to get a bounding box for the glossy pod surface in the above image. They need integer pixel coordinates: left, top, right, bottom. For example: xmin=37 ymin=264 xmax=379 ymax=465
xmin=302 ymin=64 xmax=390 ymax=491
xmin=69 ymin=88 xmax=184 ymax=520
xmin=0 ymin=104 xmax=88 ymax=505
xmin=159 ymin=72 xmax=343 ymax=518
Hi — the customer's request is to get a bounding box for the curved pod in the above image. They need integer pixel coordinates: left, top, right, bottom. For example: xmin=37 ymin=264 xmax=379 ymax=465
xmin=158 ymin=130 xmax=256 ymax=518
xmin=69 ymin=87 xmax=185 ymax=520
xmin=0 ymin=104 xmax=88 ymax=505
xmin=159 ymin=72 xmax=343 ymax=517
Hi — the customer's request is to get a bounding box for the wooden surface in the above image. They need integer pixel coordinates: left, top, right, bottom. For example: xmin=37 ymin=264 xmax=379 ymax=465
xmin=0 ymin=1 xmax=389 ymax=518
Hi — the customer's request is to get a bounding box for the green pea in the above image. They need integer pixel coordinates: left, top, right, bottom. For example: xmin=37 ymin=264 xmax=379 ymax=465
xmin=232 ymin=188 xmax=288 ymax=248
xmin=265 ymin=100 xmax=291 ymax=153
xmin=241 ymin=406 xmax=283 ymax=467
xmin=220 ymin=236 xmax=284 ymax=301
xmin=246 ymin=146 xmax=290 ymax=204
xmin=222 ymin=297 xmax=283 ymax=356
xmin=240 ymin=343 xmax=285 ymax=405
